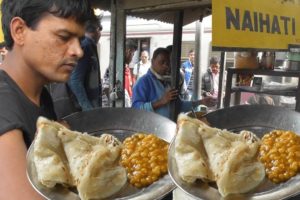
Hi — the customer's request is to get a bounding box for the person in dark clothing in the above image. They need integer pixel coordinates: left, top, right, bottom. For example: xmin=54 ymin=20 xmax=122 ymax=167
xmin=68 ymin=16 xmax=102 ymax=111
xmin=0 ymin=42 xmax=8 ymax=63
xmin=0 ymin=0 xmax=93 ymax=199
xmin=110 ymin=39 xmax=137 ymax=107
xmin=124 ymin=39 xmax=137 ymax=107
xmin=181 ymin=49 xmax=195 ymax=100
xmin=202 ymin=56 xmax=220 ymax=99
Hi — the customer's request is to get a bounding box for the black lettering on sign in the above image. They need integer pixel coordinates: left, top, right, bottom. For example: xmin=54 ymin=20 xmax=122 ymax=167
xmin=226 ymin=7 xmax=240 ymax=30
xmin=224 ymin=7 xmax=296 ymax=36
xmin=271 ymin=16 xmax=281 ymax=34
xmin=292 ymin=18 xmax=296 ymax=35
xmin=253 ymin=12 xmax=259 ymax=32
xmin=242 ymin=10 xmax=253 ymax=31
xmin=259 ymin=13 xmax=270 ymax=33
xmin=280 ymin=16 xmax=290 ymax=35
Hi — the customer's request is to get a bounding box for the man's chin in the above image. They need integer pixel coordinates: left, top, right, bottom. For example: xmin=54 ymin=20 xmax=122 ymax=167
xmin=52 ymin=75 xmax=71 ymax=83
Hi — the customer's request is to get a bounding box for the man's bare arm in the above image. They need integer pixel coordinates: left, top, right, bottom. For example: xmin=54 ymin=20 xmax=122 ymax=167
xmin=0 ymin=130 xmax=44 ymax=200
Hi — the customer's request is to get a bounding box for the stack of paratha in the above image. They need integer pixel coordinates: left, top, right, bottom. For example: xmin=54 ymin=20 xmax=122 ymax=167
xmin=174 ymin=114 xmax=265 ymax=197
xmin=33 ymin=117 xmax=127 ymax=200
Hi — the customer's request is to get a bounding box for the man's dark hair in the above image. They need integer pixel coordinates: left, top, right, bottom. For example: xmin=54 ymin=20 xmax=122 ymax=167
xmin=1 ymin=0 xmax=93 ymax=50
xmin=126 ymin=39 xmax=137 ymax=51
xmin=166 ymin=45 xmax=172 ymax=53
xmin=85 ymin=14 xmax=102 ymax=33
xmin=152 ymin=47 xmax=170 ymax=60
xmin=188 ymin=49 xmax=194 ymax=54
xmin=210 ymin=56 xmax=220 ymax=65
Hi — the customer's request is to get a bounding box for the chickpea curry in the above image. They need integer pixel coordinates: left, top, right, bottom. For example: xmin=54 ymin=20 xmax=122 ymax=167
xmin=120 ymin=133 xmax=169 ymax=188
xmin=259 ymin=130 xmax=300 ymax=183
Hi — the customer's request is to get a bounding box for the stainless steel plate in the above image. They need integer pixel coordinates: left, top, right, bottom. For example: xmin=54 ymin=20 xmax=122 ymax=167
xmin=169 ymin=105 xmax=300 ymax=200
xmin=27 ymin=108 xmax=177 ymax=200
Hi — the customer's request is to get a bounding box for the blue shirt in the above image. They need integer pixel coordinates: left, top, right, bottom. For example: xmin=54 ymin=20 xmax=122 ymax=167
xmin=68 ymin=37 xmax=101 ymax=110
xmin=132 ymin=70 xmax=194 ymax=119
xmin=181 ymin=60 xmax=193 ymax=86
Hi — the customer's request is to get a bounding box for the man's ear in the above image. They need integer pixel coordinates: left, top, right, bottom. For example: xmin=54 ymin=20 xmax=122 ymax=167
xmin=10 ymin=17 xmax=28 ymax=46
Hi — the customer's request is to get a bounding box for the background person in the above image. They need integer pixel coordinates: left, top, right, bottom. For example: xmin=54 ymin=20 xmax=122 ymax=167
xmin=0 ymin=0 xmax=92 ymax=199
xmin=202 ymin=56 xmax=221 ymax=100
xmin=124 ymin=39 xmax=137 ymax=106
xmin=132 ymin=50 xmax=151 ymax=82
xmin=102 ymin=39 xmax=137 ymax=107
xmin=68 ymin=15 xmax=102 ymax=111
xmin=0 ymin=42 xmax=8 ymax=64
xmin=181 ymin=49 xmax=195 ymax=100
xmin=132 ymin=47 xmax=215 ymax=120
xmin=166 ymin=45 xmax=186 ymax=99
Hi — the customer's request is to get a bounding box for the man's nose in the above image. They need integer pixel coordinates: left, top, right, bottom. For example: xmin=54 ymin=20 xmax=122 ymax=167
xmin=70 ymin=38 xmax=84 ymax=59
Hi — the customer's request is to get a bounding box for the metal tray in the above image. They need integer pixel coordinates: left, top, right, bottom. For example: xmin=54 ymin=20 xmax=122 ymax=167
xmin=27 ymin=108 xmax=177 ymax=200
xmin=169 ymin=105 xmax=300 ymax=200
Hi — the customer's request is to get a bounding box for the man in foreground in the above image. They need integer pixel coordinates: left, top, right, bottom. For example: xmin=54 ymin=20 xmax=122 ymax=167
xmin=0 ymin=0 xmax=93 ymax=199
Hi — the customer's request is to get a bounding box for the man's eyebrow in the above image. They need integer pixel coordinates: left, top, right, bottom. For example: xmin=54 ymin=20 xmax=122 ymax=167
xmin=56 ymin=29 xmax=83 ymax=37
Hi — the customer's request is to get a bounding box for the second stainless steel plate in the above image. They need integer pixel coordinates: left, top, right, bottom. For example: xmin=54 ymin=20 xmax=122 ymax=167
xmin=169 ymin=105 xmax=300 ymax=200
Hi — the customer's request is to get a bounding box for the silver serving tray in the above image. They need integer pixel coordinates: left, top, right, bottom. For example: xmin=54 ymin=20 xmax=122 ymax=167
xmin=169 ymin=105 xmax=300 ymax=200
xmin=27 ymin=108 xmax=177 ymax=200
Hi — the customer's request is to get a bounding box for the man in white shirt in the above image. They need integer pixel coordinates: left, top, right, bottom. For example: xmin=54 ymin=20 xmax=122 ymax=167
xmin=133 ymin=50 xmax=151 ymax=82
xmin=211 ymin=65 xmax=220 ymax=99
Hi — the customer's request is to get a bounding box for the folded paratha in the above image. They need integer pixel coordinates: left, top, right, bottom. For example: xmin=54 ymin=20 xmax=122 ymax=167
xmin=175 ymin=114 xmax=265 ymax=197
xmin=33 ymin=117 xmax=127 ymax=200
xmin=33 ymin=118 xmax=72 ymax=187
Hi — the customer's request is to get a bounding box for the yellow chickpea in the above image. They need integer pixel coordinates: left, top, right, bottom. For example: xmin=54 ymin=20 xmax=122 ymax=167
xmin=260 ymin=130 xmax=300 ymax=183
xmin=120 ymin=133 xmax=169 ymax=188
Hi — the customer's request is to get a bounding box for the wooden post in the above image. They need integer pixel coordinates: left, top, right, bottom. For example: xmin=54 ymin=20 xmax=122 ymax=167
xmin=110 ymin=0 xmax=126 ymax=107
xmin=217 ymin=51 xmax=226 ymax=108
xmin=170 ymin=10 xmax=183 ymax=121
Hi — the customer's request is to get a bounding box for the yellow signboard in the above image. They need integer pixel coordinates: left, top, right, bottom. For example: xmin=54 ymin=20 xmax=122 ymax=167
xmin=212 ymin=0 xmax=300 ymax=51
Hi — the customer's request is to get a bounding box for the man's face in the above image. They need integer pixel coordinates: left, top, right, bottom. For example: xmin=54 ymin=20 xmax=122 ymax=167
xmin=152 ymin=53 xmax=170 ymax=76
xmin=92 ymin=27 xmax=101 ymax=43
xmin=125 ymin=48 xmax=135 ymax=64
xmin=189 ymin=51 xmax=195 ymax=64
xmin=21 ymin=14 xmax=85 ymax=83
xmin=211 ymin=63 xmax=220 ymax=74
xmin=140 ymin=51 xmax=149 ymax=64
xmin=0 ymin=47 xmax=7 ymax=56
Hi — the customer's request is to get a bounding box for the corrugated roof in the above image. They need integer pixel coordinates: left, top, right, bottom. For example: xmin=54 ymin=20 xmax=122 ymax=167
xmin=129 ymin=6 xmax=211 ymax=25
xmin=89 ymin=0 xmax=111 ymax=11
xmin=90 ymin=0 xmax=212 ymax=25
